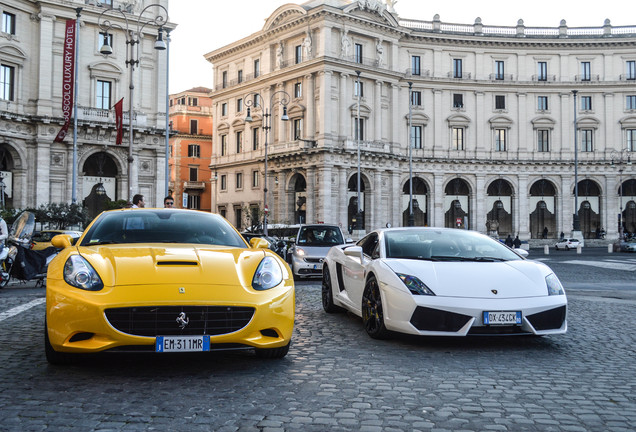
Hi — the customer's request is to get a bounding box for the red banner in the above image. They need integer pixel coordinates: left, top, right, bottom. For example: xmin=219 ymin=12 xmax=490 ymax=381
xmin=54 ymin=19 xmax=76 ymax=143
xmin=114 ymin=98 xmax=124 ymax=144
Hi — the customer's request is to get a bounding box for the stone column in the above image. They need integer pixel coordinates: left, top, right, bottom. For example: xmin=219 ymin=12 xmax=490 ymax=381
xmin=339 ymin=167 xmax=348 ymax=228
xmin=391 ymin=170 xmax=400 ymax=226
xmin=475 ymin=174 xmax=486 ymax=233
xmin=319 ymin=164 xmax=332 ymax=224
xmin=37 ymin=13 xmax=55 ymax=117
xmin=375 ymin=80 xmax=382 ymax=141
xmin=518 ymin=175 xmax=529 ymax=239
xmin=373 ymin=169 xmax=382 ymax=228
xmin=340 ymin=73 xmax=348 ymax=140
xmin=305 ymin=73 xmax=315 ymax=140
xmin=319 ymin=71 xmax=332 ymax=140
xmin=433 ymin=173 xmax=445 ymax=227
xmin=306 ymin=166 xmax=315 ymax=224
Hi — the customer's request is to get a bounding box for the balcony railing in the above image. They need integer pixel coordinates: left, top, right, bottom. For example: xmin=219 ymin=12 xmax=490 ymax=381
xmin=184 ymin=181 xmax=205 ymax=190
xmin=78 ymin=105 xmax=147 ymax=126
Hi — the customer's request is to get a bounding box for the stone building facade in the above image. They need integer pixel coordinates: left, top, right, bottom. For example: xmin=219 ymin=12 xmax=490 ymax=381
xmin=0 ymin=0 xmax=171 ymax=211
xmin=206 ymin=0 xmax=636 ymax=239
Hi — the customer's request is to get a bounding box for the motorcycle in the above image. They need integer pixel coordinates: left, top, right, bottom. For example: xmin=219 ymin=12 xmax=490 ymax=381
xmin=0 ymin=211 xmax=58 ymax=288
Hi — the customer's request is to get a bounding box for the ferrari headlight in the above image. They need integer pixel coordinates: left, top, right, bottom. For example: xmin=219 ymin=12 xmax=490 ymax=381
xmin=545 ymin=273 xmax=564 ymax=296
xmin=63 ymin=255 xmax=103 ymax=291
xmin=396 ymin=273 xmax=435 ymax=296
xmin=252 ymin=256 xmax=283 ymax=290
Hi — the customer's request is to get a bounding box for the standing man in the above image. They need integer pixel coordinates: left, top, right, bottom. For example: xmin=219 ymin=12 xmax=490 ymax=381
xmin=132 ymin=194 xmax=145 ymax=208
xmin=163 ymin=196 xmax=174 ymax=208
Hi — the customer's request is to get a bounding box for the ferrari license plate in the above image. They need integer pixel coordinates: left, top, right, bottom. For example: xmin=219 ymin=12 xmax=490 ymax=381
xmin=156 ymin=335 xmax=210 ymax=352
xmin=483 ymin=311 xmax=522 ymax=325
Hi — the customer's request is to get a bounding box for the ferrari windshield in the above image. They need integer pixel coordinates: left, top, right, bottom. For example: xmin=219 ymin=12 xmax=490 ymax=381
xmin=296 ymin=226 xmax=343 ymax=246
xmin=81 ymin=209 xmax=248 ymax=247
xmin=384 ymin=229 xmax=522 ymax=261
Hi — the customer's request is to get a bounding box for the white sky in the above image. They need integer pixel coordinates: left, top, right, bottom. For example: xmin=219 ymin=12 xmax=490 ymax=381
xmin=168 ymin=0 xmax=632 ymax=94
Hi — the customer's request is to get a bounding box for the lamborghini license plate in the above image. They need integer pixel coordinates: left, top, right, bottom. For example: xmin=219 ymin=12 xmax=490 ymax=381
xmin=156 ymin=335 xmax=210 ymax=352
xmin=483 ymin=311 xmax=522 ymax=325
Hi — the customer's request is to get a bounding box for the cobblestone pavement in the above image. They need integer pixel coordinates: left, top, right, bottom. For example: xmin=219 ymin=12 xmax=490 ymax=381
xmin=0 ymin=279 xmax=635 ymax=431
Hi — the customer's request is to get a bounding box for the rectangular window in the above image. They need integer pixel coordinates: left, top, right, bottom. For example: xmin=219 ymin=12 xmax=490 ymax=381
xmin=254 ymin=59 xmax=260 ymax=78
xmin=293 ymin=118 xmax=302 ymax=140
xmin=254 ymin=94 xmax=261 ymax=108
xmin=412 ymin=56 xmax=421 ymax=76
xmin=537 ymin=61 xmax=548 ymax=81
xmin=252 ymin=127 xmax=259 ymax=150
xmin=411 ymin=125 xmax=422 ymax=149
xmin=627 ymin=61 xmax=636 ymax=80
xmin=252 ymin=171 xmax=259 ymax=188
xmin=581 ymin=96 xmax=592 ymax=111
xmin=98 ymin=0 xmax=113 ymax=6
xmin=627 ymin=129 xmax=636 ymax=151
xmin=452 ymin=127 xmax=464 ymax=150
xmin=221 ymin=134 xmax=227 ymax=156
xmin=355 ymin=43 xmax=363 ymax=64
xmin=237 ymin=70 xmax=243 ymax=83
xmin=237 ymin=98 xmax=243 ymax=112
xmin=495 ymin=95 xmax=506 ymax=110
xmin=495 ymin=129 xmax=506 ymax=151
xmin=294 ymin=82 xmax=302 ymax=98
xmin=354 ymin=80 xmax=364 ymax=97
xmin=581 ymin=62 xmax=591 ymax=81
xmin=452 ymin=93 xmax=463 ymax=108
xmin=236 ymin=172 xmax=243 ymax=189
xmin=187 ymin=195 xmax=200 ymax=210
xmin=495 ymin=61 xmax=505 ymax=80
xmin=95 ymin=80 xmax=111 ymax=109
xmin=581 ymin=129 xmax=593 ymax=152
xmin=538 ymin=129 xmax=550 ymax=152
xmin=189 ymin=167 xmax=198 ymax=182
xmin=188 ymin=144 xmax=200 ymax=158
xmin=189 ymin=97 xmax=198 ymax=106
xmin=189 ymin=119 xmax=198 ymax=135
xmin=222 ymin=71 xmax=227 ymax=88
xmin=295 ymin=45 xmax=302 ymax=64
xmin=221 ymin=103 xmax=228 ymax=116
xmin=354 ymin=118 xmax=365 ymax=141
xmin=220 ymin=174 xmax=227 ymax=191
xmin=453 ymin=58 xmax=462 ymax=78
xmin=219 ymin=207 xmax=226 ymax=218
xmin=2 ymin=12 xmax=16 ymax=35
xmin=0 ymin=64 xmax=15 ymax=101
xmin=627 ymin=95 xmax=636 ymax=110
xmin=538 ymin=96 xmax=549 ymax=111
xmin=411 ymin=91 xmax=422 ymax=106
xmin=235 ymin=208 xmax=242 ymax=230
xmin=235 ymin=131 xmax=242 ymax=153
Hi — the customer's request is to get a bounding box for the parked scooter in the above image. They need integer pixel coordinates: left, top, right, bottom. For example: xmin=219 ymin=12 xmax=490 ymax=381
xmin=0 ymin=211 xmax=58 ymax=288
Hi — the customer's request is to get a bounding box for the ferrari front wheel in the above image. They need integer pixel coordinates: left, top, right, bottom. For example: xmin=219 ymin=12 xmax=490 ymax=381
xmin=322 ymin=265 xmax=344 ymax=313
xmin=44 ymin=320 xmax=75 ymax=365
xmin=361 ymin=276 xmax=390 ymax=339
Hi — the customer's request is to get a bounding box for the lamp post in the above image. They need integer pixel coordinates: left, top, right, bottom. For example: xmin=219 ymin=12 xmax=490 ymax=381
xmin=572 ymin=90 xmax=580 ymax=233
xmin=99 ymin=5 xmax=168 ymax=204
xmin=164 ymin=29 xmax=171 ymax=200
xmin=407 ymin=81 xmax=414 ymax=226
xmin=355 ymin=70 xmax=362 ymax=230
xmin=611 ymin=148 xmax=632 ymax=239
xmin=245 ymin=90 xmax=290 ymax=235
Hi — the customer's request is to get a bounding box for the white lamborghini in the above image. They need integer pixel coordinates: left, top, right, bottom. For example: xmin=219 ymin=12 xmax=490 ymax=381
xmin=322 ymin=227 xmax=567 ymax=339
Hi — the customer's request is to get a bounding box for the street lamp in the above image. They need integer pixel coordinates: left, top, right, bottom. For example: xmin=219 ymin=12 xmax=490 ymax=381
xmin=611 ymin=148 xmax=632 ymax=239
xmin=572 ymin=90 xmax=580 ymax=233
xmin=355 ymin=70 xmax=362 ymax=230
xmin=245 ymin=90 xmax=290 ymax=235
xmin=99 ymin=5 xmax=168 ymax=204
xmin=407 ymin=81 xmax=414 ymax=227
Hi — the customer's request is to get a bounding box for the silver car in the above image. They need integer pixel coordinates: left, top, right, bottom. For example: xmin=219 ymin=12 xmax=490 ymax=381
xmin=289 ymin=224 xmax=349 ymax=279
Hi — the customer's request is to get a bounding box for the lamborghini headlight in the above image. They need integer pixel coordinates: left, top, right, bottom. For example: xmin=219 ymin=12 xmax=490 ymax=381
xmin=545 ymin=273 xmax=564 ymax=296
xmin=63 ymin=255 xmax=103 ymax=291
xmin=396 ymin=273 xmax=436 ymax=296
xmin=252 ymin=256 xmax=283 ymax=290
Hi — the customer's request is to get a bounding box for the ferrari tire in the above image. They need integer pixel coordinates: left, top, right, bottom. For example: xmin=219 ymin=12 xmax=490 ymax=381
xmin=322 ymin=265 xmax=344 ymax=313
xmin=361 ymin=276 xmax=390 ymax=339
xmin=44 ymin=320 xmax=75 ymax=365
xmin=255 ymin=341 xmax=290 ymax=359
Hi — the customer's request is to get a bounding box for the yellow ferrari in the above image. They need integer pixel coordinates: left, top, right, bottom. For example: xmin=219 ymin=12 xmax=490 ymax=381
xmin=45 ymin=209 xmax=295 ymax=364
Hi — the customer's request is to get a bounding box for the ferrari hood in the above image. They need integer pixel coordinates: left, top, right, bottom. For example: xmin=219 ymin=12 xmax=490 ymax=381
xmin=384 ymin=259 xmax=552 ymax=299
xmin=77 ymin=245 xmax=266 ymax=287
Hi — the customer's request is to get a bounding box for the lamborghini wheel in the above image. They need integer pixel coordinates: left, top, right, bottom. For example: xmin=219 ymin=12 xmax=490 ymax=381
xmin=322 ymin=265 xmax=344 ymax=313
xmin=361 ymin=276 xmax=390 ymax=339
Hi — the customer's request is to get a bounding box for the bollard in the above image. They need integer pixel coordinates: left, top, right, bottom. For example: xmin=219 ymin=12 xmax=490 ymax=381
xmin=544 ymin=245 xmax=549 ymax=255
xmin=577 ymin=244 xmax=582 ymax=254
xmin=608 ymin=243 xmax=613 ymax=253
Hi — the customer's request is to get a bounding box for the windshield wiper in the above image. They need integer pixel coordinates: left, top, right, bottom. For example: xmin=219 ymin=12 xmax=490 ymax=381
xmin=86 ymin=240 xmax=120 ymax=246
xmin=459 ymin=256 xmax=507 ymax=262
xmin=391 ymin=256 xmax=439 ymax=261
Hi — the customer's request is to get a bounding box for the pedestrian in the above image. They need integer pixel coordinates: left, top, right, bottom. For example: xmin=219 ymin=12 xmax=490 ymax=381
xmin=513 ymin=235 xmax=521 ymax=248
xmin=131 ymin=194 xmax=145 ymax=208
xmin=560 ymin=231 xmax=565 ymax=241
xmin=505 ymin=234 xmax=513 ymax=247
xmin=543 ymin=226 xmax=548 ymax=239
xmin=163 ymin=196 xmax=174 ymax=208
xmin=0 ymin=215 xmax=8 ymax=247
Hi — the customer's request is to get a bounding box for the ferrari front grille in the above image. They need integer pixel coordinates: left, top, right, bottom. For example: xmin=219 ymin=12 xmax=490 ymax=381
xmin=410 ymin=306 xmax=472 ymax=332
xmin=105 ymin=306 xmax=255 ymax=337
